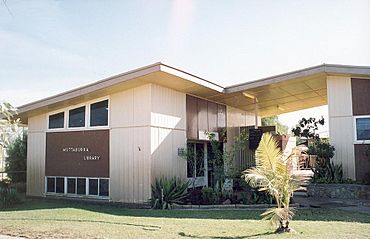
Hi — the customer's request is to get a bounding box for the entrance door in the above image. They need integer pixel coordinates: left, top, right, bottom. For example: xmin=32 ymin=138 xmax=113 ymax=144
xmin=187 ymin=142 xmax=208 ymax=187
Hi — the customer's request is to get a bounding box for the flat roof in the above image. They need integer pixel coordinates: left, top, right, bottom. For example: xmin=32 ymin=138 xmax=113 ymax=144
xmin=17 ymin=62 xmax=370 ymax=123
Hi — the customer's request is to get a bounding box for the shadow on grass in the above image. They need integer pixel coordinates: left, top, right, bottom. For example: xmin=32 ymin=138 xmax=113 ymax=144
xmin=0 ymin=217 xmax=161 ymax=231
xmin=1 ymin=198 xmax=369 ymax=223
xmin=178 ymin=231 xmax=275 ymax=238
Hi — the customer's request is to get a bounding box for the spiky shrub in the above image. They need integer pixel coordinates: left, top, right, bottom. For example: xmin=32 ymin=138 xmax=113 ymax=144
xmin=242 ymin=133 xmax=301 ymax=233
xmin=0 ymin=179 xmax=20 ymax=208
xmin=150 ymin=177 xmax=190 ymax=209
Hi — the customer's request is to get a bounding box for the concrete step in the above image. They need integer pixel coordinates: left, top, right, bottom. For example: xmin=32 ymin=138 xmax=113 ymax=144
xmin=293 ymin=191 xmax=308 ymax=197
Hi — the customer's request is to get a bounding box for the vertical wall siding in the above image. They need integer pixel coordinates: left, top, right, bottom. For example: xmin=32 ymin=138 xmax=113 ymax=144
xmin=27 ymin=114 xmax=46 ymax=197
xmin=150 ymin=84 xmax=187 ymax=181
xmin=110 ymin=85 xmax=152 ymax=203
xmin=186 ymin=95 xmax=227 ymax=140
xmin=110 ymin=84 xmax=187 ymax=203
xmin=327 ymin=76 xmax=356 ymax=179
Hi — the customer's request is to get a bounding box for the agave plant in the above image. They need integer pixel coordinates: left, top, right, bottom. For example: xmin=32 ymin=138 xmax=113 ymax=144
xmin=242 ymin=133 xmax=301 ymax=233
xmin=150 ymin=177 xmax=190 ymax=210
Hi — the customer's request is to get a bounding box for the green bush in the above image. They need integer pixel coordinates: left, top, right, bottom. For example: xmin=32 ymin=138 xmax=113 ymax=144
xmin=5 ymin=132 xmax=27 ymax=183
xmin=311 ymin=162 xmax=343 ymax=184
xmin=308 ymin=140 xmax=335 ymax=166
xmin=308 ymin=140 xmax=343 ymax=184
xmin=150 ymin=177 xmax=190 ymax=209
xmin=201 ymin=187 xmax=216 ymax=205
xmin=0 ymin=179 xmax=20 ymax=208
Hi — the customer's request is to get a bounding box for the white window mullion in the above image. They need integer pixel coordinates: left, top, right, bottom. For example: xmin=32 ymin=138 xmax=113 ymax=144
xmin=64 ymin=177 xmax=67 ymax=195
xmin=86 ymin=103 xmax=90 ymax=128
xmin=97 ymin=178 xmax=100 ymax=197
xmin=44 ymin=177 xmax=47 ymax=195
xmin=86 ymin=178 xmax=89 ymax=196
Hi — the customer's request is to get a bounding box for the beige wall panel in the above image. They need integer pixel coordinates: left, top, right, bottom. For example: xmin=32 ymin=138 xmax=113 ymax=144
xmin=28 ymin=114 xmax=46 ymax=133
xmin=172 ymin=130 xmax=187 ymax=179
xmin=133 ymin=84 xmax=151 ymax=127
xmin=110 ymin=127 xmax=151 ymax=203
xmin=151 ymin=128 xmax=187 ymax=181
xmin=110 ymin=128 xmax=132 ymax=202
xmin=110 ymin=84 xmax=152 ymax=128
xmin=327 ymin=76 xmax=355 ymax=179
xmin=133 ymin=127 xmax=151 ymax=202
xmin=110 ymin=89 xmax=134 ymax=128
xmin=329 ymin=116 xmax=356 ymax=179
xmin=327 ymin=76 xmax=353 ymax=117
xmin=151 ymin=84 xmax=186 ymax=130
xmin=26 ymin=132 xmax=46 ymax=197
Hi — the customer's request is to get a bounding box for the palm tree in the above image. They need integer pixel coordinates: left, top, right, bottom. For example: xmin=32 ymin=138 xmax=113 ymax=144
xmin=242 ymin=133 xmax=301 ymax=233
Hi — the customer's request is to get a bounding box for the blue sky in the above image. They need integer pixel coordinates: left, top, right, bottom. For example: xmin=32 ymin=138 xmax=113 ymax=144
xmin=1 ymin=0 xmax=369 ymax=130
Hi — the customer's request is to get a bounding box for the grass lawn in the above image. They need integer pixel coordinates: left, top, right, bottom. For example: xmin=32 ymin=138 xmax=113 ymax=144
xmin=0 ymin=199 xmax=369 ymax=239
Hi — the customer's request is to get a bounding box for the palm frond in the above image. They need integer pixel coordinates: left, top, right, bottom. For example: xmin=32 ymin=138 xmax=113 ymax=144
xmin=261 ymin=207 xmax=295 ymax=227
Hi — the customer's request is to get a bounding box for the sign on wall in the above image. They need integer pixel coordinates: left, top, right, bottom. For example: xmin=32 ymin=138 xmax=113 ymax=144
xmin=248 ymin=128 xmax=263 ymax=150
xmin=45 ymin=130 xmax=109 ymax=177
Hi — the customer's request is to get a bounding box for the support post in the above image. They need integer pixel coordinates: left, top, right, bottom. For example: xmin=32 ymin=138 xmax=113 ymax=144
xmin=254 ymin=97 xmax=258 ymax=129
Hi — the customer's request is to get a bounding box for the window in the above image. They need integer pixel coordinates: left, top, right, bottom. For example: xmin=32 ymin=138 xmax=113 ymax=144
xmin=47 ymin=177 xmax=55 ymax=193
xmin=99 ymin=179 xmax=109 ymax=197
xmin=67 ymin=178 xmax=76 ymax=194
xmin=88 ymin=178 xmax=99 ymax=195
xmin=187 ymin=143 xmax=205 ymax=178
xmin=68 ymin=106 xmax=85 ymax=128
xmin=77 ymin=178 xmax=86 ymax=195
xmin=90 ymin=100 xmax=108 ymax=127
xmin=56 ymin=177 xmax=65 ymax=194
xmin=46 ymin=177 xmax=109 ymax=198
xmin=195 ymin=143 xmax=205 ymax=177
xmin=355 ymin=116 xmax=370 ymax=142
xmin=49 ymin=112 xmax=64 ymax=129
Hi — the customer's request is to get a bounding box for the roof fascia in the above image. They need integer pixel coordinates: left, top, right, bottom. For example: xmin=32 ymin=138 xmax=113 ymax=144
xmin=18 ymin=63 xmax=161 ymax=114
xmin=225 ymin=64 xmax=370 ymax=93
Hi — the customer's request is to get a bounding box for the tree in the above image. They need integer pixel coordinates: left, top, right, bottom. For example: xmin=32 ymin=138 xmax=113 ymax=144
xmin=243 ymin=133 xmax=301 ymax=233
xmin=291 ymin=117 xmax=325 ymax=141
xmin=0 ymin=102 xmax=19 ymax=147
xmin=261 ymin=116 xmax=289 ymax=135
xmin=5 ymin=132 xmax=27 ymax=183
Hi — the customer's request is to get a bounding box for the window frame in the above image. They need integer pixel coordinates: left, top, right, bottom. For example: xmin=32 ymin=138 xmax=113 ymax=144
xmin=67 ymin=105 xmax=87 ymax=129
xmin=47 ymin=110 xmax=67 ymax=130
xmin=87 ymin=178 xmax=99 ymax=196
xmin=66 ymin=177 xmax=77 ymax=194
xmin=48 ymin=111 xmax=66 ymax=130
xmin=354 ymin=115 xmax=370 ymax=144
xmin=45 ymin=176 xmax=109 ymax=199
xmin=46 ymin=176 xmax=56 ymax=193
xmin=89 ymin=99 xmax=109 ymax=127
xmin=45 ymin=96 xmax=110 ymax=132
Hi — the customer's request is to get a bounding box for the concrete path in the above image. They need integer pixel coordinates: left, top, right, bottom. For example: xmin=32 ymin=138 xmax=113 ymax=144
xmin=0 ymin=236 xmax=24 ymax=239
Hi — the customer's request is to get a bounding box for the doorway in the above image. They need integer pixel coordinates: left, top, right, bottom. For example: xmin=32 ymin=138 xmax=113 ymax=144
xmin=186 ymin=141 xmax=224 ymax=188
